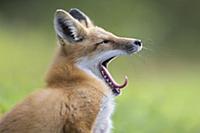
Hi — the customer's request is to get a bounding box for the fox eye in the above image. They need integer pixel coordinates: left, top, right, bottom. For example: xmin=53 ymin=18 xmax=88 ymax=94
xmin=98 ymin=40 xmax=110 ymax=44
xmin=95 ymin=40 xmax=111 ymax=46
xmin=102 ymin=40 xmax=110 ymax=43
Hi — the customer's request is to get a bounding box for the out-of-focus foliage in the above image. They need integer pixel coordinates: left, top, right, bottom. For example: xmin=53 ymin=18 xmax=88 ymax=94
xmin=0 ymin=0 xmax=200 ymax=60
xmin=0 ymin=0 xmax=200 ymax=132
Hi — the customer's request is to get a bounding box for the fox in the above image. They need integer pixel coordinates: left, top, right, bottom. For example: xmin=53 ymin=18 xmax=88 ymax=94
xmin=0 ymin=8 xmax=142 ymax=133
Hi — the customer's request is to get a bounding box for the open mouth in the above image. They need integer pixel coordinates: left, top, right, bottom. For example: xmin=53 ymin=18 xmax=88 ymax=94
xmin=99 ymin=57 xmax=128 ymax=95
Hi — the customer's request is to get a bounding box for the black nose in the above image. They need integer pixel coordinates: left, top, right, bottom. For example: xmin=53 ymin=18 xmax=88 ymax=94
xmin=134 ymin=40 xmax=142 ymax=46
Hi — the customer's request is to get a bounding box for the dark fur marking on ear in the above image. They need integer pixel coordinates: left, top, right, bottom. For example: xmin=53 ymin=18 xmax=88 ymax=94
xmin=69 ymin=8 xmax=88 ymax=27
xmin=57 ymin=18 xmax=73 ymax=39
xmin=57 ymin=17 xmax=83 ymax=42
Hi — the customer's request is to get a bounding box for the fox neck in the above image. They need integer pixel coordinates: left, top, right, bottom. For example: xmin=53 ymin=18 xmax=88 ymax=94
xmin=45 ymin=47 xmax=107 ymax=91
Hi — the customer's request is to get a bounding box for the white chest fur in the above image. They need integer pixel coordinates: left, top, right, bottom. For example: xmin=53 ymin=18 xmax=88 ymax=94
xmin=75 ymin=63 xmax=115 ymax=133
xmin=93 ymin=95 xmax=115 ymax=133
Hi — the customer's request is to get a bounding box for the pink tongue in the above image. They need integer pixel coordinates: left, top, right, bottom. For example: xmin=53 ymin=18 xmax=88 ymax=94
xmin=115 ymin=76 xmax=128 ymax=89
xmin=101 ymin=65 xmax=128 ymax=89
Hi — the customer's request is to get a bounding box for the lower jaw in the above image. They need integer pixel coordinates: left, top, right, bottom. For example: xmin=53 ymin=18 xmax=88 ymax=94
xmin=99 ymin=64 xmax=125 ymax=96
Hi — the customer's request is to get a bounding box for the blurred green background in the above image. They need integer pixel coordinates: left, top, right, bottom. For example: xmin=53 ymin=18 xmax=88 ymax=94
xmin=0 ymin=0 xmax=200 ymax=132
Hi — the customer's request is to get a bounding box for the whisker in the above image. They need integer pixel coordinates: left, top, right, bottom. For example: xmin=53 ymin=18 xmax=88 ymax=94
xmin=129 ymin=53 xmax=148 ymax=65
xmin=142 ymin=46 xmax=153 ymax=52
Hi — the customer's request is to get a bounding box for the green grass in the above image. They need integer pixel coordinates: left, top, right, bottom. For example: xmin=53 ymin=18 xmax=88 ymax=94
xmin=0 ymin=25 xmax=200 ymax=133
xmin=113 ymin=74 xmax=200 ymax=133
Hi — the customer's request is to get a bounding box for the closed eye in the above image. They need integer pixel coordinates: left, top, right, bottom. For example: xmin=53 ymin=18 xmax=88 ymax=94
xmin=96 ymin=40 xmax=110 ymax=45
xmin=102 ymin=40 xmax=110 ymax=43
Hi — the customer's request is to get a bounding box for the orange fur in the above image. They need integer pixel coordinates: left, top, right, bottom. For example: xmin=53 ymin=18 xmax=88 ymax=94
xmin=0 ymin=8 xmax=142 ymax=133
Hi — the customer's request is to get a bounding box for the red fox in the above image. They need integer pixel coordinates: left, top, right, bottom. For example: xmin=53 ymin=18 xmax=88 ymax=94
xmin=0 ymin=8 xmax=142 ymax=133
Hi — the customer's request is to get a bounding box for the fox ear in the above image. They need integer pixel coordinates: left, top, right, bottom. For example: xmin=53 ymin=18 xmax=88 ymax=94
xmin=54 ymin=9 xmax=87 ymax=43
xmin=69 ymin=8 xmax=93 ymax=28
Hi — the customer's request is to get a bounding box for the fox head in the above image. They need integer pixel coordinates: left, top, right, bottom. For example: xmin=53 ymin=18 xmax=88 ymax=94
xmin=53 ymin=8 xmax=142 ymax=95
